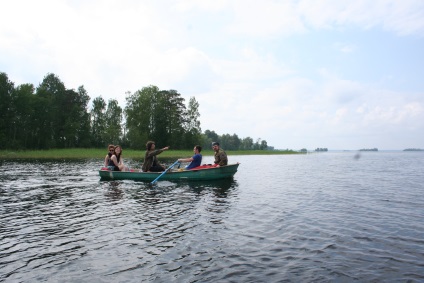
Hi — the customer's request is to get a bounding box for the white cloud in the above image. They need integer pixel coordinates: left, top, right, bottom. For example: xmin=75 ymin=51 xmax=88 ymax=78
xmin=334 ymin=42 xmax=356 ymax=53
xmin=298 ymin=0 xmax=424 ymax=35
xmin=1 ymin=0 xmax=424 ymax=149
xmin=227 ymin=0 xmax=307 ymax=37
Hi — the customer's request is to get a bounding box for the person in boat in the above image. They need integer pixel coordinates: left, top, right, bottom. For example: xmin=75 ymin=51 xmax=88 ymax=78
xmin=104 ymin=144 xmax=115 ymax=168
xmin=178 ymin=145 xmax=202 ymax=170
xmin=142 ymin=141 xmax=169 ymax=172
xmin=109 ymin=145 xmax=129 ymax=171
xmin=212 ymin=142 xmax=227 ymax=167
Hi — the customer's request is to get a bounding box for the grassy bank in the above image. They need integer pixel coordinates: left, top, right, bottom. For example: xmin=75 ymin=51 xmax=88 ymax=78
xmin=3 ymin=148 xmax=302 ymax=159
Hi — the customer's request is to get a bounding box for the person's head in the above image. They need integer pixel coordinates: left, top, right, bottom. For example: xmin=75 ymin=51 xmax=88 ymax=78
xmin=194 ymin=145 xmax=202 ymax=153
xmin=146 ymin=141 xmax=155 ymax=151
xmin=212 ymin=142 xmax=219 ymax=151
xmin=108 ymin=144 xmax=115 ymax=156
xmin=114 ymin=145 xmax=122 ymax=156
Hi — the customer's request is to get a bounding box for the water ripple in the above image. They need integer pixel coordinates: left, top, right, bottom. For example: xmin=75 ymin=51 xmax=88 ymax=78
xmin=1 ymin=154 xmax=424 ymax=282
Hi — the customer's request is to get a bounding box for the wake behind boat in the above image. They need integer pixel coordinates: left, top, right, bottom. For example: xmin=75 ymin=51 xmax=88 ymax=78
xmin=99 ymin=163 xmax=240 ymax=182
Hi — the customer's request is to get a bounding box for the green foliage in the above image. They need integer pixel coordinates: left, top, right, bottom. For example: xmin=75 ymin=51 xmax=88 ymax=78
xmin=1 ymin=72 xmax=272 ymax=151
xmin=104 ymin=99 xmax=122 ymax=145
xmin=183 ymin=97 xmax=202 ymax=146
xmin=240 ymin=137 xmax=254 ymax=150
xmin=0 ymin=72 xmax=15 ymax=148
xmin=202 ymin=131 xmax=270 ymax=151
xmin=125 ymin=86 xmax=193 ymax=149
xmin=90 ymin=96 xmax=107 ymax=147
xmin=10 ymin=83 xmax=35 ymax=148
xmin=1 ymin=73 xmax=91 ymax=149
xmin=125 ymin=85 xmax=158 ymax=149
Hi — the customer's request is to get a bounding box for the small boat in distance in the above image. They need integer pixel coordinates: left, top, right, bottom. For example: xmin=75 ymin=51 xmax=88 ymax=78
xmin=99 ymin=163 xmax=240 ymax=182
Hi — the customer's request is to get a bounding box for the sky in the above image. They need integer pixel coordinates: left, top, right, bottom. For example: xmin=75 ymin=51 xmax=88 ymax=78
xmin=1 ymin=0 xmax=424 ymax=150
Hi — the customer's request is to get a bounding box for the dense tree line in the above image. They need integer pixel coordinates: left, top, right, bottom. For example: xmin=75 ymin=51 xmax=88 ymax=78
xmin=0 ymin=72 xmax=268 ymax=150
xmin=1 ymin=72 xmax=91 ymax=149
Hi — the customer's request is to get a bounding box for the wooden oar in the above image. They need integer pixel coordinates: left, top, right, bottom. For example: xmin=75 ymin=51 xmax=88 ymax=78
xmin=150 ymin=160 xmax=180 ymax=184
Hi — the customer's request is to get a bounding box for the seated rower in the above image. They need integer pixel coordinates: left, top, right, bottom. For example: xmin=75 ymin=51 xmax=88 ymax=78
xmin=178 ymin=145 xmax=202 ymax=170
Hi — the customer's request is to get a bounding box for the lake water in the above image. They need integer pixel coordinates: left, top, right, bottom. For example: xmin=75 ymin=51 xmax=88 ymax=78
xmin=1 ymin=152 xmax=423 ymax=282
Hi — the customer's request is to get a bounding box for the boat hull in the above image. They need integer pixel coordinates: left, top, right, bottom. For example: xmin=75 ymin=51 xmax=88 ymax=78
xmin=99 ymin=163 xmax=240 ymax=182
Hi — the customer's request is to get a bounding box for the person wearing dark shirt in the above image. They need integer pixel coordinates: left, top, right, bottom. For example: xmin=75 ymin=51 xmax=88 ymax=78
xmin=104 ymin=144 xmax=115 ymax=168
xmin=142 ymin=141 xmax=169 ymax=172
xmin=212 ymin=142 xmax=227 ymax=166
xmin=178 ymin=145 xmax=202 ymax=170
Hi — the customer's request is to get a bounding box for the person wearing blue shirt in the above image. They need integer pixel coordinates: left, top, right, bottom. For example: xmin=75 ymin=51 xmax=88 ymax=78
xmin=178 ymin=145 xmax=202 ymax=170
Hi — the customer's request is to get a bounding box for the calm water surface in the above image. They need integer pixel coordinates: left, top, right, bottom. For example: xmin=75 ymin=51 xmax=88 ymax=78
xmin=1 ymin=152 xmax=423 ymax=282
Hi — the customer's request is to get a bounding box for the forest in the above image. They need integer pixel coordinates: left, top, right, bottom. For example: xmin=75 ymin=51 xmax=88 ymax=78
xmin=0 ymin=72 xmax=269 ymax=151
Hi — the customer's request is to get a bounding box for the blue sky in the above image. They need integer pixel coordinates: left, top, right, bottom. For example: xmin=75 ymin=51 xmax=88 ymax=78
xmin=1 ymin=0 xmax=423 ymax=150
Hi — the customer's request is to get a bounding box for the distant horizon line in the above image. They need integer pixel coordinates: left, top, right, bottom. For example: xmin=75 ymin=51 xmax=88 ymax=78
xmin=274 ymin=148 xmax=423 ymax=152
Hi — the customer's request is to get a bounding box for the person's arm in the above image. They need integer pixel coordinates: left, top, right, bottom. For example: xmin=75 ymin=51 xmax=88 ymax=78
xmin=219 ymin=152 xmax=228 ymax=166
xmin=178 ymin=157 xmax=194 ymax=162
xmin=110 ymin=155 xmax=120 ymax=167
xmin=214 ymin=153 xmax=219 ymax=165
xmin=146 ymin=150 xmax=161 ymax=158
xmin=104 ymin=155 xmax=109 ymax=167
xmin=146 ymin=147 xmax=169 ymax=158
xmin=118 ymin=158 xmax=128 ymax=171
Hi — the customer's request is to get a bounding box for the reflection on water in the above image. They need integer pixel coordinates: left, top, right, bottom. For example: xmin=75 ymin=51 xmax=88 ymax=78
xmin=102 ymin=181 xmax=125 ymax=200
xmin=1 ymin=154 xmax=424 ymax=282
xmin=186 ymin=178 xmax=236 ymax=195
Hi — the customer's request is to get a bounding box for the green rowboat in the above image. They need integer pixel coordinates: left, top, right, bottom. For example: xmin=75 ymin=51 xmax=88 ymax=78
xmin=99 ymin=163 xmax=240 ymax=182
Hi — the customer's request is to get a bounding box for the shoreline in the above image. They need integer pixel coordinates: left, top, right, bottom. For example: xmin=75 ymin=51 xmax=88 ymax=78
xmin=3 ymin=148 xmax=302 ymax=159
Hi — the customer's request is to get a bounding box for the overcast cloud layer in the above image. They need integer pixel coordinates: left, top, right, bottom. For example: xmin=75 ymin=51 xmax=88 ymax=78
xmin=1 ymin=0 xmax=424 ymax=150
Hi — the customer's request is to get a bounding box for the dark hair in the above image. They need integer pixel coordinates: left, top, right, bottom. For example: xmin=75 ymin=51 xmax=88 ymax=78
xmin=212 ymin=142 xmax=219 ymax=147
xmin=108 ymin=144 xmax=115 ymax=157
xmin=146 ymin=141 xmax=155 ymax=151
xmin=114 ymin=145 xmax=122 ymax=162
xmin=195 ymin=145 xmax=202 ymax=153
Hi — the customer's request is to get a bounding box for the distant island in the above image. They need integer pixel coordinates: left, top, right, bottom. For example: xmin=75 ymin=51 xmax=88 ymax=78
xmin=403 ymin=148 xmax=424 ymax=151
xmin=359 ymin=148 xmax=378 ymax=151
xmin=315 ymin=148 xmax=328 ymax=152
